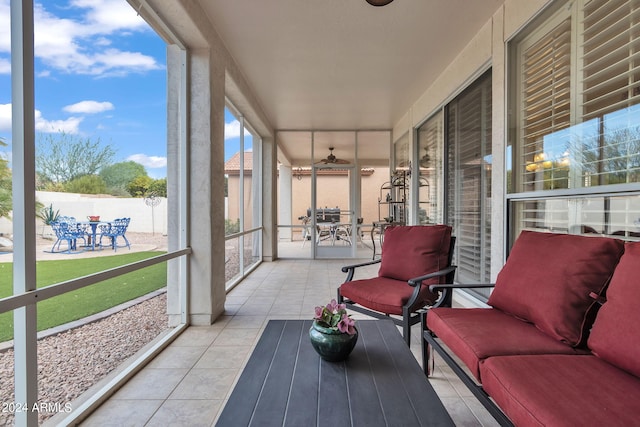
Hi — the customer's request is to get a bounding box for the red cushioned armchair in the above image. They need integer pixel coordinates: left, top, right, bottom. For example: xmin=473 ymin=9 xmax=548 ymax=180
xmin=337 ymin=225 xmax=456 ymax=346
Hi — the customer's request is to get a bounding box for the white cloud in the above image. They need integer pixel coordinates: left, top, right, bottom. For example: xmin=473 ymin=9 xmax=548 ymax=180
xmin=71 ymin=0 xmax=149 ymax=34
xmin=0 ymin=58 xmax=9 ymax=74
xmin=0 ymin=103 xmax=10 ymax=131
xmin=225 ymin=120 xmax=241 ymax=140
xmin=1 ymin=103 xmax=82 ymax=133
xmin=34 ymin=111 xmax=82 ymax=133
xmin=126 ymin=153 xmax=167 ymax=169
xmin=0 ymin=0 xmax=161 ymax=77
xmin=0 ymin=1 xmax=8 ymax=53
xmin=225 ymin=120 xmax=254 ymax=140
xmin=63 ymin=100 xmax=114 ymax=114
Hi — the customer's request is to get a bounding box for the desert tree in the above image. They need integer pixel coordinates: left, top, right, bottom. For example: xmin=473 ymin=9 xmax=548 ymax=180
xmin=36 ymin=132 xmax=115 ymax=185
xmin=100 ymin=161 xmax=148 ymax=195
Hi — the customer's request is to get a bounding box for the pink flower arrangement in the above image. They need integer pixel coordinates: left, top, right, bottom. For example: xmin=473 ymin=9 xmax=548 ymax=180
xmin=313 ymin=299 xmax=357 ymax=335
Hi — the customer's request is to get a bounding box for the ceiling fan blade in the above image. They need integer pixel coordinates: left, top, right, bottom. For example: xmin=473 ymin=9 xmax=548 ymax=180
xmin=315 ymin=147 xmax=351 ymax=165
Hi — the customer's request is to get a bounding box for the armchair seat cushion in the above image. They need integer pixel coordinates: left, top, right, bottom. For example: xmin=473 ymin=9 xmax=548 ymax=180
xmin=427 ymin=308 xmax=588 ymax=380
xmin=480 ymin=354 xmax=640 ymax=427
xmin=340 ymin=276 xmax=436 ymax=316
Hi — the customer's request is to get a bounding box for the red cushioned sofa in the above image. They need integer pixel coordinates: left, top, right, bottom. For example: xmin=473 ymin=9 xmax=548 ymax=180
xmin=422 ymin=231 xmax=640 ymax=426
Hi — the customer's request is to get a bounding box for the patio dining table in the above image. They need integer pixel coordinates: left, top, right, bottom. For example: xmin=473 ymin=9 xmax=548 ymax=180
xmin=77 ymin=220 xmax=111 ymax=251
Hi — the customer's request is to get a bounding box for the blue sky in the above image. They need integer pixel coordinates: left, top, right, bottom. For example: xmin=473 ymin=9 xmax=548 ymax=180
xmin=0 ymin=0 xmax=246 ymax=180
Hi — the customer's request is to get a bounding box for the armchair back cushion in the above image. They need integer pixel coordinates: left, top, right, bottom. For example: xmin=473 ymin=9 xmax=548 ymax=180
xmin=588 ymin=242 xmax=640 ymax=378
xmin=487 ymin=231 xmax=624 ymax=347
xmin=378 ymin=225 xmax=452 ymax=282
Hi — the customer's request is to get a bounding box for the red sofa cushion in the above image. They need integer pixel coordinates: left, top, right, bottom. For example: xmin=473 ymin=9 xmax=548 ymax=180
xmin=588 ymin=242 xmax=640 ymax=378
xmin=481 ymin=354 xmax=640 ymax=426
xmin=378 ymin=225 xmax=452 ymax=282
xmin=340 ymin=276 xmax=436 ymax=315
xmin=426 ymin=308 xmax=587 ymax=380
xmin=488 ymin=231 xmax=624 ymax=346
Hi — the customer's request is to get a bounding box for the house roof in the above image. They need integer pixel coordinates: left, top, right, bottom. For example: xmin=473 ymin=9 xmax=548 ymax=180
xmin=225 ymin=151 xmax=253 ymax=174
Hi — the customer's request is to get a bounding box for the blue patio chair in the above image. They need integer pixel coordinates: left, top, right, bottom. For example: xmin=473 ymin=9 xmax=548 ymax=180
xmin=98 ymin=218 xmax=131 ymax=251
xmin=49 ymin=220 xmax=87 ymax=253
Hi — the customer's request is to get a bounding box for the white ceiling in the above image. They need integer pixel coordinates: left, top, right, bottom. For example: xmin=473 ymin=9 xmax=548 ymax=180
xmin=193 ymin=0 xmax=505 ymax=163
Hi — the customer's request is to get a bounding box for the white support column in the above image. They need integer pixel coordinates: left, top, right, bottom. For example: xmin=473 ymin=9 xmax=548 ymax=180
xmin=262 ymin=136 xmax=278 ymax=261
xmin=279 ymin=165 xmax=293 ymax=241
xmin=168 ymin=45 xmax=225 ymax=325
xmin=187 ymin=48 xmax=226 ymax=323
xmin=166 ymin=44 xmax=189 ymax=326
xmin=11 ymin=1 xmax=38 ymax=425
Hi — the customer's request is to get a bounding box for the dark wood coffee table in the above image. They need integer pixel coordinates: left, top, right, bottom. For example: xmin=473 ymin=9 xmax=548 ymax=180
xmin=216 ymin=319 xmax=453 ymax=426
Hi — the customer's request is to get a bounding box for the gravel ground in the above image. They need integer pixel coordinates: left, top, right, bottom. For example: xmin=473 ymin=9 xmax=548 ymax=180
xmin=0 ymin=232 xmax=172 ymax=425
xmin=0 ymin=293 xmax=169 ymax=425
xmin=0 ymin=232 xmax=246 ymax=425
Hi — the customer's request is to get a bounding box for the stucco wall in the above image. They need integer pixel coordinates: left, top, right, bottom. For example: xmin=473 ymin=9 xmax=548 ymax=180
xmin=0 ymin=191 xmax=167 ymax=236
xmin=226 ymin=174 xmax=255 ymax=229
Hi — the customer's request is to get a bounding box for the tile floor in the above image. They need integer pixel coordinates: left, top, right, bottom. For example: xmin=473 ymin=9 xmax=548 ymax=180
xmin=80 ymin=259 xmax=499 ymax=426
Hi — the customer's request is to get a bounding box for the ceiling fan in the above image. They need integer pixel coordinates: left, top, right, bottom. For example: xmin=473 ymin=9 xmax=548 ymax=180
xmin=317 ymin=147 xmax=350 ymax=165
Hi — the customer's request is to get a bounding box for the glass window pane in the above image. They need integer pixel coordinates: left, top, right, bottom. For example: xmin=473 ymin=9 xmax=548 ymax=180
xmin=417 ymin=111 xmax=444 ymax=225
xmin=511 ymin=194 xmax=640 ymax=239
xmin=513 ymin=0 xmax=640 ymax=194
xmin=446 ymin=70 xmax=492 ymax=285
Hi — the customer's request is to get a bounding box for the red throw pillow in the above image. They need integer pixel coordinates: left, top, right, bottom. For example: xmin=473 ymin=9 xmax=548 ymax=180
xmin=588 ymin=242 xmax=640 ymax=377
xmin=488 ymin=231 xmax=624 ymax=347
xmin=378 ymin=225 xmax=452 ymax=282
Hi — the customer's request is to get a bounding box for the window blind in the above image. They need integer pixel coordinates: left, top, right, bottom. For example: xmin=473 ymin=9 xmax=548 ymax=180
xmin=581 ymin=0 xmax=640 ymax=186
xmin=520 ymin=17 xmax=572 ymax=192
xmin=446 ymin=71 xmax=492 ymax=286
xmin=512 ymin=0 xmax=640 ymax=240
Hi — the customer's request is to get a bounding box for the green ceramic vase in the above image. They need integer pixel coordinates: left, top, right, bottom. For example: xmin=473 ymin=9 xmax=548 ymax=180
xmin=309 ymin=320 xmax=358 ymax=362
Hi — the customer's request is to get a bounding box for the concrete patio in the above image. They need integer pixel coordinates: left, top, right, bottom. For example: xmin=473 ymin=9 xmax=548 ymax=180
xmin=76 ymin=258 xmax=499 ymax=426
xmin=0 ymin=232 xmax=167 ymax=262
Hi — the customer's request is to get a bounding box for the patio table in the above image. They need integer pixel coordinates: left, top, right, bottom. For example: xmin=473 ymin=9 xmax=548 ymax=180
xmin=78 ymin=220 xmax=110 ymax=251
xmin=216 ymin=319 xmax=453 ymax=426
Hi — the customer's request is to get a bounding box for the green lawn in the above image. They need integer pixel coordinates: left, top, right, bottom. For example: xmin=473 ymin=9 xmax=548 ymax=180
xmin=0 ymin=251 xmax=167 ymax=343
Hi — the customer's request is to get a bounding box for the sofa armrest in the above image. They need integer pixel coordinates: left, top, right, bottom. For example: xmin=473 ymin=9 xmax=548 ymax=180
xmin=341 ymin=259 xmax=381 ymax=282
xmin=423 ymin=282 xmax=495 ymax=308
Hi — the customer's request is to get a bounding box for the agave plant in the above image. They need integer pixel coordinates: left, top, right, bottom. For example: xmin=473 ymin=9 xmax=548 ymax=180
xmin=38 ymin=203 xmax=60 ymax=225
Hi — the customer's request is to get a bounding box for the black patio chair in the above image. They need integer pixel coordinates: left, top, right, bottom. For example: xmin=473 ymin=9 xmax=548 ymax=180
xmin=337 ymin=225 xmax=456 ymax=346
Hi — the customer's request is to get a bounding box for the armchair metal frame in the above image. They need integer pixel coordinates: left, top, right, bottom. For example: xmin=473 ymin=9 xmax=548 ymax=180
xmin=48 ymin=220 xmax=87 ymax=253
xmin=338 ymin=237 xmax=456 ymax=346
xmin=98 ymin=218 xmax=131 ymax=251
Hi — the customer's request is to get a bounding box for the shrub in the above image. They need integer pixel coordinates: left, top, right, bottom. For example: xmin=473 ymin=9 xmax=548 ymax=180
xmin=38 ymin=204 xmax=60 ymax=225
xmin=225 ymin=218 xmax=240 ymax=235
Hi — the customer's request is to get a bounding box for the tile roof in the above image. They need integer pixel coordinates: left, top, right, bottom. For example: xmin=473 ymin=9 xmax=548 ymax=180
xmin=225 ymin=151 xmax=253 ymax=173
